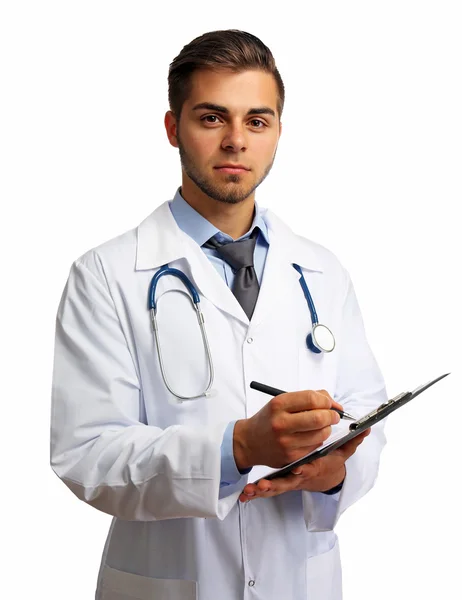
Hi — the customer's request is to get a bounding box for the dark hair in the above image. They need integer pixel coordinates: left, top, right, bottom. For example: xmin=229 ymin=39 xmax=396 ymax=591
xmin=168 ymin=29 xmax=285 ymax=121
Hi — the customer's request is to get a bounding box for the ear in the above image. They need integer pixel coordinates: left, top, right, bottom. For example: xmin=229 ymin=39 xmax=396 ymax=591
xmin=164 ymin=111 xmax=179 ymax=148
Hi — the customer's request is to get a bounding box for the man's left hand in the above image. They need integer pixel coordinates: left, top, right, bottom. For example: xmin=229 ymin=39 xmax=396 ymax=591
xmin=238 ymin=429 xmax=370 ymax=502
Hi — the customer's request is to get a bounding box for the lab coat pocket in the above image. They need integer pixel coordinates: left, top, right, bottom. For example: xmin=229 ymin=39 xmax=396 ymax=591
xmin=100 ymin=566 xmax=197 ymax=600
xmin=306 ymin=538 xmax=342 ymax=600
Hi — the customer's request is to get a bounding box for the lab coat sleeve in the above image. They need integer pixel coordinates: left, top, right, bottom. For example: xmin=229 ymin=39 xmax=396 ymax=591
xmin=302 ymin=270 xmax=387 ymax=532
xmin=50 ymin=258 xmax=241 ymax=522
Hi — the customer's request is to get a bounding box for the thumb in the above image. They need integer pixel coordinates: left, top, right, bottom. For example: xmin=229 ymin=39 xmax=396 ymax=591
xmin=340 ymin=429 xmax=371 ymax=458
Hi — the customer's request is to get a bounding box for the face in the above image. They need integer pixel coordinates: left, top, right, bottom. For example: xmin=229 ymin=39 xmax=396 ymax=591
xmin=165 ymin=69 xmax=282 ymax=205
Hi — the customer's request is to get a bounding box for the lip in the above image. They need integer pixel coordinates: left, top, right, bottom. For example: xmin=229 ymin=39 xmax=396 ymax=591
xmin=215 ymin=164 xmax=250 ymax=173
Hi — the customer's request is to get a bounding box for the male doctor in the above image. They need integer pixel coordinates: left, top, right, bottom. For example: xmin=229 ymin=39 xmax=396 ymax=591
xmin=51 ymin=29 xmax=387 ymax=600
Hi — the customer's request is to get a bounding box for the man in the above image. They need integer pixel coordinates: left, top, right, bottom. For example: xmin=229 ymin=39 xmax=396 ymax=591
xmin=51 ymin=29 xmax=387 ymax=599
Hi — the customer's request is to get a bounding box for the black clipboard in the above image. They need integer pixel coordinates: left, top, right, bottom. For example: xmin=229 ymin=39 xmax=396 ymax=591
xmin=254 ymin=373 xmax=449 ymax=483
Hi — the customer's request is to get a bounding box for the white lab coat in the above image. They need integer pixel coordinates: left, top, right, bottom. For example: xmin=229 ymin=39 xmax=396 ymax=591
xmin=50 ymin=199 xmax=387 ymax=600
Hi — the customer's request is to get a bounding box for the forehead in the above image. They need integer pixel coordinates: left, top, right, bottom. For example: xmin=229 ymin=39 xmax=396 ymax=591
xmin=184 ymin=69 xmax=279 ymax=113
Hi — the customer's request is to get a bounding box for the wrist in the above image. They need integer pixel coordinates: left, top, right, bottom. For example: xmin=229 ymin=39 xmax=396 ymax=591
xmin=233 ymin=419 xmax=252 ymax=471
xmin=322 ymin=465 xmax=346 ymax=495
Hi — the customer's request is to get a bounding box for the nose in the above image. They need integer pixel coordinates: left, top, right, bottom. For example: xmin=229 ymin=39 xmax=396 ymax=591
xmin=221 ymin=121 xmax=248 ymax=153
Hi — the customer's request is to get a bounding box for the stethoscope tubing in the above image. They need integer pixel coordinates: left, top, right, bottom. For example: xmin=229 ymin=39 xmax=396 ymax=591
xmin=149 ymin=265 xmax=200 ymax=311
xmin=149 ymin=265 xmax=214 ymax=400
xmin=292 ymin=263 xmax=318 ymax=324
xmin=149 ymin=262 xmax=335 ymax=400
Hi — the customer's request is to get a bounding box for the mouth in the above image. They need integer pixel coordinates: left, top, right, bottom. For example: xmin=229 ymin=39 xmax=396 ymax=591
xmin=214 ymin=166 xmax=250 ymax=174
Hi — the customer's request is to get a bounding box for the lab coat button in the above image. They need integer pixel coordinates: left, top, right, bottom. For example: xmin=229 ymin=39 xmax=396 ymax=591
xmin=247 ymin=337 xmax=254 ymax=344
xmin=248 ymin=579 xmax=255 ymax=587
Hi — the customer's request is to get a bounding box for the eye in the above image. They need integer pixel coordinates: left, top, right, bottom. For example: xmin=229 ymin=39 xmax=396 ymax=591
xmin=201 ymin=115 xmax=221 ymax=124
xmin=201 ymin=115 xmax=267 ymax=128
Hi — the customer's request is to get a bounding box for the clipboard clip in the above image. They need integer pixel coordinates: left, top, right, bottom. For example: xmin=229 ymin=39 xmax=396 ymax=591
xmin=349 ymin=373 xmax=449 ymax=431
xmin=350 ymin=391 xmax=411 ymax=430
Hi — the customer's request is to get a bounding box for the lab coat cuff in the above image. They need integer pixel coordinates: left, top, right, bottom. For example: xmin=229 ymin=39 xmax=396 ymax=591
xmin=321 ymin=480 xmax=344 ymax=495
xmin=220 ymin=420 xmax=251 ymax=487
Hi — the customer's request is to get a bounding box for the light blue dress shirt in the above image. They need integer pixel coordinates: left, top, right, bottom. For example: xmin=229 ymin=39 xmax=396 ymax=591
xmin=169 ymin=187 xmax=269 ymax=487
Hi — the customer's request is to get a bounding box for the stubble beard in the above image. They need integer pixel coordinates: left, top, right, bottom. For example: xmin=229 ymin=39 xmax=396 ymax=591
xmin=177 ymin=134 xmax=275 ymax=205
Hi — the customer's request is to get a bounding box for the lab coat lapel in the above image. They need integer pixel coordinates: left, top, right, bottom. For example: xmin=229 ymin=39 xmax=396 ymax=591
xmin=136 ymin=201 xmax=249 ymax=326
xmin=181 ymin=235 xmax=250 ymax=325
xmin=250 ymin=210 xmax=324 ymax=330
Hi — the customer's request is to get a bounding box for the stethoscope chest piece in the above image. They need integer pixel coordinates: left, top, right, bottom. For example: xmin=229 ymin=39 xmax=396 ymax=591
xmin=307 ymin=323 xmax=335 ymax=354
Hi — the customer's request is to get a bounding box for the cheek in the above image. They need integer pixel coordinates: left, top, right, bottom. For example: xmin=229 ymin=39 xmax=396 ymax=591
xmin=184 ymin=126 xmax=216 ymax=150
xmin=254 ymin=138 xmax=278 ymax=162
xmin=189 ymin=136 xmax=217 ymax=163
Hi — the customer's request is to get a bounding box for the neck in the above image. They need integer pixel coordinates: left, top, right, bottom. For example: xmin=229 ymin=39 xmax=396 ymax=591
xmin=180 ymin=181 xmax=256 ymax=240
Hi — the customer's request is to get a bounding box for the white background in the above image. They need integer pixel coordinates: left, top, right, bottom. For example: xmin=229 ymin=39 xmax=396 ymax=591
xmin=1 ymin=1 xmax=461 ymax=598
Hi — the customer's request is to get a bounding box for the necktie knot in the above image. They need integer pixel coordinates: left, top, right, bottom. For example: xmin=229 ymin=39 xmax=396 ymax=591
xmin=204 ymin=227 xmax=259 ymax=273
xmin=203 ymin=227 xmax=260 ymax=319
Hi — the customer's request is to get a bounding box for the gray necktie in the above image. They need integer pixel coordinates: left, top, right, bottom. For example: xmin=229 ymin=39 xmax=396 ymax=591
xmin=204 ymin=227 xmax=260 ymax=320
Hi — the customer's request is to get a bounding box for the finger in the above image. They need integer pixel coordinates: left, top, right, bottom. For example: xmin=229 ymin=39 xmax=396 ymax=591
xmin=244 ymin=480 xmax=273 ymax=494
xmin=242 ymin=483 xmax=259 ymax=496
xmin=280 ymin=390 xmax=333 ymax=413
xmin=242 ymin=464 xmax=318 ymax=501
xmin=331 ymin=399 xmax=344 ymax=412
xmin=257 ymin=479 xmax=273 ymax=493
xmin=315 ymin=390 xmax=349 ymax=413
xmin=290 ymin=425 xmax=333 ymax=450
xmin=315 ymin=389 xmax=339 ymax=408
xmin=351 ymin=428 xmax=370 ymax=444
xmin=253 ymin=474 xmax=299 ymax=497
xmin=244 ymin=475 xmax=294 ymax=500
xmin=285 ymin=408 xmax=339 ymax=435
xmin=239 ymin=482 xmax=264 ymax=503
xmin=239 ymin=479 xmax=272 ymax=502
xmin=338 ymin=429 xmax=370 ymax=459
xmin=291 ymin=462 xmax=315 ymax=476
xmin=343 ymin=433 xmax=367 ymax=452
xmin=269 ymin=464 xmax=317 ymax=491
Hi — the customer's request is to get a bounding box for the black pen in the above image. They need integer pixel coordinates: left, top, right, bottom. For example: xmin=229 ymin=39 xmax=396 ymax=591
xmin=250 ymin=380 xmax=356 ymax=421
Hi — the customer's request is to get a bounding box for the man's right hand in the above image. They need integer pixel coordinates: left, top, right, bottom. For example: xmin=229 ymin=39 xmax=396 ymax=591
xmin=233 ymin=390 xmax=343 ymax=470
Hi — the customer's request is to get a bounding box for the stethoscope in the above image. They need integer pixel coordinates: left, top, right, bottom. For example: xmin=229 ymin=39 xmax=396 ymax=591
xmin=149 ymin=263 xmax=335 ymax=401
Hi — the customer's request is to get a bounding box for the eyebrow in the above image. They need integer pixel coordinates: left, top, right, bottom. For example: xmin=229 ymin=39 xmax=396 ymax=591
xmin=192 ymin=102 xmax=276 ymax=118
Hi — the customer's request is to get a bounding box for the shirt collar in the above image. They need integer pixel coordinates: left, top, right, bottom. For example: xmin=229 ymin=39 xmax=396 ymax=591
xmin=135 ymin=195 xmax=324 ymax=273
xmin=168 ymin=187 xmax=270 ymax=247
